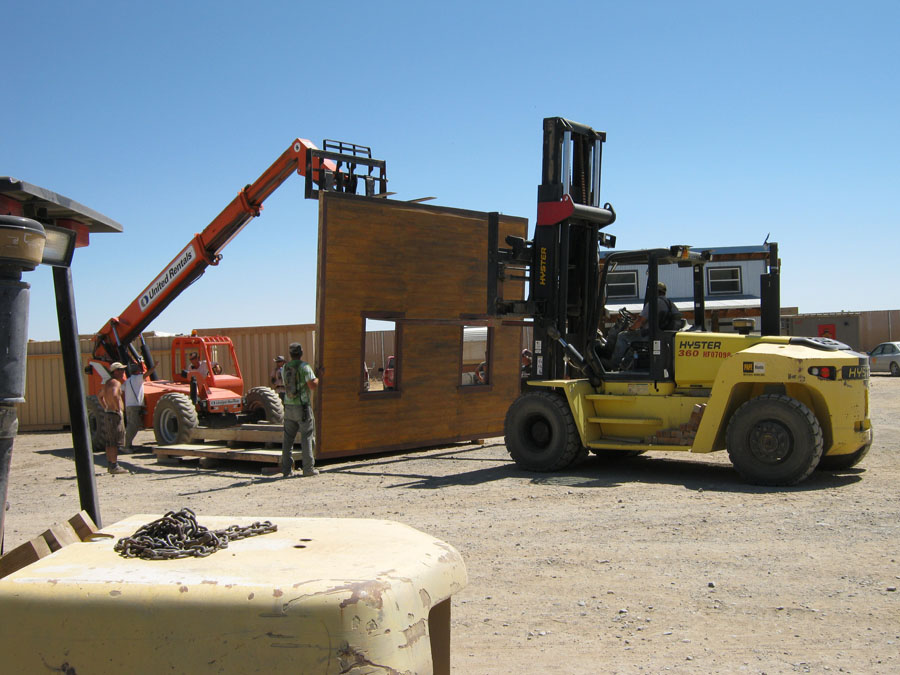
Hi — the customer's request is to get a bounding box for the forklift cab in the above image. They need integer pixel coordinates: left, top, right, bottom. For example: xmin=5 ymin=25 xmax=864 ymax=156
xmin=591 ymin=246 xmax=708 ymax=382
xmin=171 ymin=335 xmax=244 ymax=396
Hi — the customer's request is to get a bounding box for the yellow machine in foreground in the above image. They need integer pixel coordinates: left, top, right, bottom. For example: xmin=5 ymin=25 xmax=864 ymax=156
xmin=493 ymin=118 xmax=872 ymax=486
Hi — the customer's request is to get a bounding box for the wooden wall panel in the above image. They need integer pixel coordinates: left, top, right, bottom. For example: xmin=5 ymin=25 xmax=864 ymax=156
xmin=315 ymin=193 xmax=527 ymax=458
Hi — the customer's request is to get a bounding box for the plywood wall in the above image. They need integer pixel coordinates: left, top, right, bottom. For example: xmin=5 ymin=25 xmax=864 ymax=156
xmin=314 ymin=192 xmax=527 ymax=458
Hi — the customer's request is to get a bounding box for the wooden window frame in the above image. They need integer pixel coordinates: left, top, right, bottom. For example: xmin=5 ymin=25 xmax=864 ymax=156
xmin=360 ymin=312 xmax=403 ymax=398
xmin=458 ymin=324 xmax=494 ymax=393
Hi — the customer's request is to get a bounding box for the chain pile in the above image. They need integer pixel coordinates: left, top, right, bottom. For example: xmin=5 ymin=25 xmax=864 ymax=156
xmin=113 ymin=508 xmax=277 ymax=560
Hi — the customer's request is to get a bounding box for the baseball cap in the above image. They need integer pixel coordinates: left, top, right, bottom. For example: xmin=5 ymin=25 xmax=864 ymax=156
xmin=109 ymin=362 xmax=126 ymax=371
xmin=274 ymin=355 xmax=285 ymax=362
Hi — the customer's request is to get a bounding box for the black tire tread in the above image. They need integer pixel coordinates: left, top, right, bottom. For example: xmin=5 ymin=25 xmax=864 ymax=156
xmin=504 ymin=390 xmax=583 ymax=472
xmin=153 ymin=393 xmax=199 ymax=445
xmin=726 ymin=393 xmax=823 ymax=486
xmin=245 ymin=386 xmax=284 ymax=424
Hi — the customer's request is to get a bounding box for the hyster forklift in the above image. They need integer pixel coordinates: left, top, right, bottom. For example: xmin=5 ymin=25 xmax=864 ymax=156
xmin=489 ymin=118 xmax=872 ymax=486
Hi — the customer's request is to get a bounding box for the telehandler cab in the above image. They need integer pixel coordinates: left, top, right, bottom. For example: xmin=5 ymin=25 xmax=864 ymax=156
xmin=490 ymin=118 xmax=872 ymax=486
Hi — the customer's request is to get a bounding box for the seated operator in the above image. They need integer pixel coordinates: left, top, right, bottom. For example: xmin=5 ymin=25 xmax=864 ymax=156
xmin=610 ymin=282 xmax=682 ymax=368
xmin=181 ymin=352 xmax=210 ymax=379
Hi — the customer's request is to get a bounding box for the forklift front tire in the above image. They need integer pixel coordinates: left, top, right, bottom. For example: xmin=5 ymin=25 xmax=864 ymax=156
xmin=504 ymin=391 xmax=583 ymax=472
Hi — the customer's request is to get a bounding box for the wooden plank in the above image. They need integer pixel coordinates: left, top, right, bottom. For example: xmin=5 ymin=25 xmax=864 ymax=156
xmin=187 ymin=426 xmax=282 ymax=443
xmin=67 ymin=511 xmax=99 ymax=541
xmin=0 ymin=536 xmax=52 ymax=579
xmin=154 ymin=445 xmax=297 ymax=464
xmin=41 ymin=523 xmax=81 ymax=552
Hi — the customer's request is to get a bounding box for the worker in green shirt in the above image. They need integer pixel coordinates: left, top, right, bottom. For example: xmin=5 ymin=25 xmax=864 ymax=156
xmin=280 ymin=342 xmax=319 ymax=477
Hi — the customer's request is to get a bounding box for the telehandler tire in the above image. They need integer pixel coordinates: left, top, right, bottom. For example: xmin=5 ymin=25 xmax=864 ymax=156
xmin=504 ymin=390 xmax=583 ymax=471
xmin=726 ymin=394 xmax=823 ymax=486
xmin=245 ymin=386 xmax=284 ymax=424
xmin=85 ymin=395 xmax=105 ymax=452
xmin=817 ymin=437 xmax=872 ymax=471
xmin=153 ymin=393 xmax=199 ymax=445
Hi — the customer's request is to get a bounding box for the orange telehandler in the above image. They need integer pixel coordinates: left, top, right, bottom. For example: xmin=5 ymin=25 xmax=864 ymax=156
xmin=85 ymin=138 xmax=387 ymax=447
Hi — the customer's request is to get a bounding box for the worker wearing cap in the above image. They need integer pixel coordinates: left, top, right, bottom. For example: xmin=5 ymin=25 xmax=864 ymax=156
xmin=270 ymin=355 xmax=286 ymax=402
xmin=98 ymin=362 xmax=129 ymax=474
xmin=182 ymin=351 xmax=209 ymax=380
xmin=280 ymin=342 xmax=319 ymax=478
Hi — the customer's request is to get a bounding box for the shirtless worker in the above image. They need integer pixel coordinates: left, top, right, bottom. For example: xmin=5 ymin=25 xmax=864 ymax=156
xmin=99 ymin=362 xmax=130 ymax=474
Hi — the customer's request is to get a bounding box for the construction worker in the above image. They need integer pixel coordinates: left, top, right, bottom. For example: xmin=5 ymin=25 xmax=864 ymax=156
xmin=98 ymin=363 xmax=129 ymax=474
xmin=611 ymin=282 xmax=682 ymax=368
xmin=182 ymin=352 xmax=209 ymax=379
xmin=278 ymin=342 xmax=319 ymax=478
xmin=124 ymin=360 xmax=156 ymax=451
xmin=270 ymin=355 xmax=286 ymax=402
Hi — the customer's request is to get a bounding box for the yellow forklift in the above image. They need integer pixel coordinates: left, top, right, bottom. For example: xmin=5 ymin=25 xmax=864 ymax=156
xmin=489 ymin=118 xmax=872 ymax=486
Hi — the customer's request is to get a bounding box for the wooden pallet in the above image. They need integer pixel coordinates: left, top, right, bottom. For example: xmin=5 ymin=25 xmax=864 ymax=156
xmin=154 ymin=444 xmax=298 ymax=465
xmin=154 ymin=423 xmax=295 ymax=466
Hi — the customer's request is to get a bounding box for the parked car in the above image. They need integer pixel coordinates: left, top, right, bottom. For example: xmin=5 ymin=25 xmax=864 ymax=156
xmin=868 ymin=341 xmax=900 ymax=376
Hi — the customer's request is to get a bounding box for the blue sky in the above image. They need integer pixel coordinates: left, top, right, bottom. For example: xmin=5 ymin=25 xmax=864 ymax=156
xmin=4 ymin=1 xmax=898 ymax=341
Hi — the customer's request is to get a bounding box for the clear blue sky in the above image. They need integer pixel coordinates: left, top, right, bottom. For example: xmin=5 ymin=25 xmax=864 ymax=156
xmin=4 ymin=1 xmax=897 ymax=341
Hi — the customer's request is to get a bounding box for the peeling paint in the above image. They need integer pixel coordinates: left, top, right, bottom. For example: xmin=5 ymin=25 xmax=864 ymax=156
xmin=273 ymin=589 xmax=283 ymax=598
xmin=400 ymin=619 xmax=427 ymax=649
xmin=178 ymin=585 xmax=188 ymax=593
xmin=247 ymin=592 xmax=255 ymax=600
xmin=335 ymin=580 xmax=390 ymax=610
xmin=109 ymin=590 xmax=121 ymax=597
xmin=418 ymin=589 xmax=431 ymax=608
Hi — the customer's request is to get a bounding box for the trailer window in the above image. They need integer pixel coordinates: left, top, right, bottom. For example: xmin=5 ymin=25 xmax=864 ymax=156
xmin=707 ymin=266 xmax=742 ymax=295
xmin=607 ymin=270 xmax=638 ymax=299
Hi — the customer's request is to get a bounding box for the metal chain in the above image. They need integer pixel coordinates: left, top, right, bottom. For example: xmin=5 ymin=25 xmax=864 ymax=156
xmin=114 ymin=508 xmax=277 ymax=560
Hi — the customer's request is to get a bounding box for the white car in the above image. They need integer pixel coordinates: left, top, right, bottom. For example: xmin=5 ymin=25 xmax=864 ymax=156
xmin=868 ymin=341 xmax=900 ymax=376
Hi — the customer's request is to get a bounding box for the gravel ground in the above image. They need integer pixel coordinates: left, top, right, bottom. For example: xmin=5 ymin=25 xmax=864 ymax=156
xmin=4 ymin=376 xmax=899 ymax=673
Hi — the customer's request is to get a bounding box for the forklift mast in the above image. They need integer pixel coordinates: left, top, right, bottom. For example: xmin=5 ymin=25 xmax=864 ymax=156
xmin=489 ymin=117 xmax=616 ymax=380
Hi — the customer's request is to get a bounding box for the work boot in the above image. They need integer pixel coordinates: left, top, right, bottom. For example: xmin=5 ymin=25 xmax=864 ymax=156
xmin=108 ymin=464 xmax=129 ymax=475
xmin=302 ymin=468 xmax=319 ymax=477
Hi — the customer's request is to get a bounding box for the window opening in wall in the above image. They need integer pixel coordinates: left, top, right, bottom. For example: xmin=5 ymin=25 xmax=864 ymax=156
xmin=363 ymin=317 xmax=399 ymax=393
xmin=460 ymin=325 xmax=491 ymax=387
xmin=708 ymin=266 xmax=742 ymax=295
xmin=607 ymin=270 xmax=638 ymax=298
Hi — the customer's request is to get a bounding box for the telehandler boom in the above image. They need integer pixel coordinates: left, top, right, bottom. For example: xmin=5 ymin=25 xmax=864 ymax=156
xmin=86 ymin=138 xmax=387 ymax=447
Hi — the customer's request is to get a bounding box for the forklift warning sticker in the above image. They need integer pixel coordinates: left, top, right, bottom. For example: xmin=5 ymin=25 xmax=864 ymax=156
xmin=138 ymin=243 xmax=197 ymax=311
xmin=742 ymin=361 xmax=766 ymax=376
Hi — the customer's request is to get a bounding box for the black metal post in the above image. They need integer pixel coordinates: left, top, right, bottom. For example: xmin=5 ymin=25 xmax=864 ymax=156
xmin=52 ymin=266 xmax=101 ymax=527
xmin=0 ymin=271 xmax=31 ymax=552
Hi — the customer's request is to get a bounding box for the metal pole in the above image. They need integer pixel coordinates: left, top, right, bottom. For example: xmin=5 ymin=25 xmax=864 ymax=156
xmin=53 ymin=266 xmax=101 ymax=527
xmin=0 ymin=273 xmax=30 ymax=551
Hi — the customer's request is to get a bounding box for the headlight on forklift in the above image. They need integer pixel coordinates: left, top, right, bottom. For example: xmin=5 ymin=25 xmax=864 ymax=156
xmin=808 ymin=365 xmax=836 ymax=380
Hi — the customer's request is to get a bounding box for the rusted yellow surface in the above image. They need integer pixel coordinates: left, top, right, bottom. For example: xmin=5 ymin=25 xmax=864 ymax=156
xmin=0 ymin=515 xmax=467 ymax=674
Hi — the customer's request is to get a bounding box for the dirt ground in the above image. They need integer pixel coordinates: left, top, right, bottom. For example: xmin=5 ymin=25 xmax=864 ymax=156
xmin=4 ymin=376 xmax=899 ymax=674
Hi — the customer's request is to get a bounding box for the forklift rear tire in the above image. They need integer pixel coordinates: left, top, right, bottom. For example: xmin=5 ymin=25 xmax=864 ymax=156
xmin=726 ymin=394 xmax=823 ymax=486
xmin=153 ymin=393 xmax=199 ymax=446
xmin=817 ymin=437 xmax=873 ymax=471
xmin=245 ymin=386 xmax=284 ymax=424
xmin=504 ymin=391 xmax=583 ymax=471
xmin=85 ymin=395 xmax=105 ymax=452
